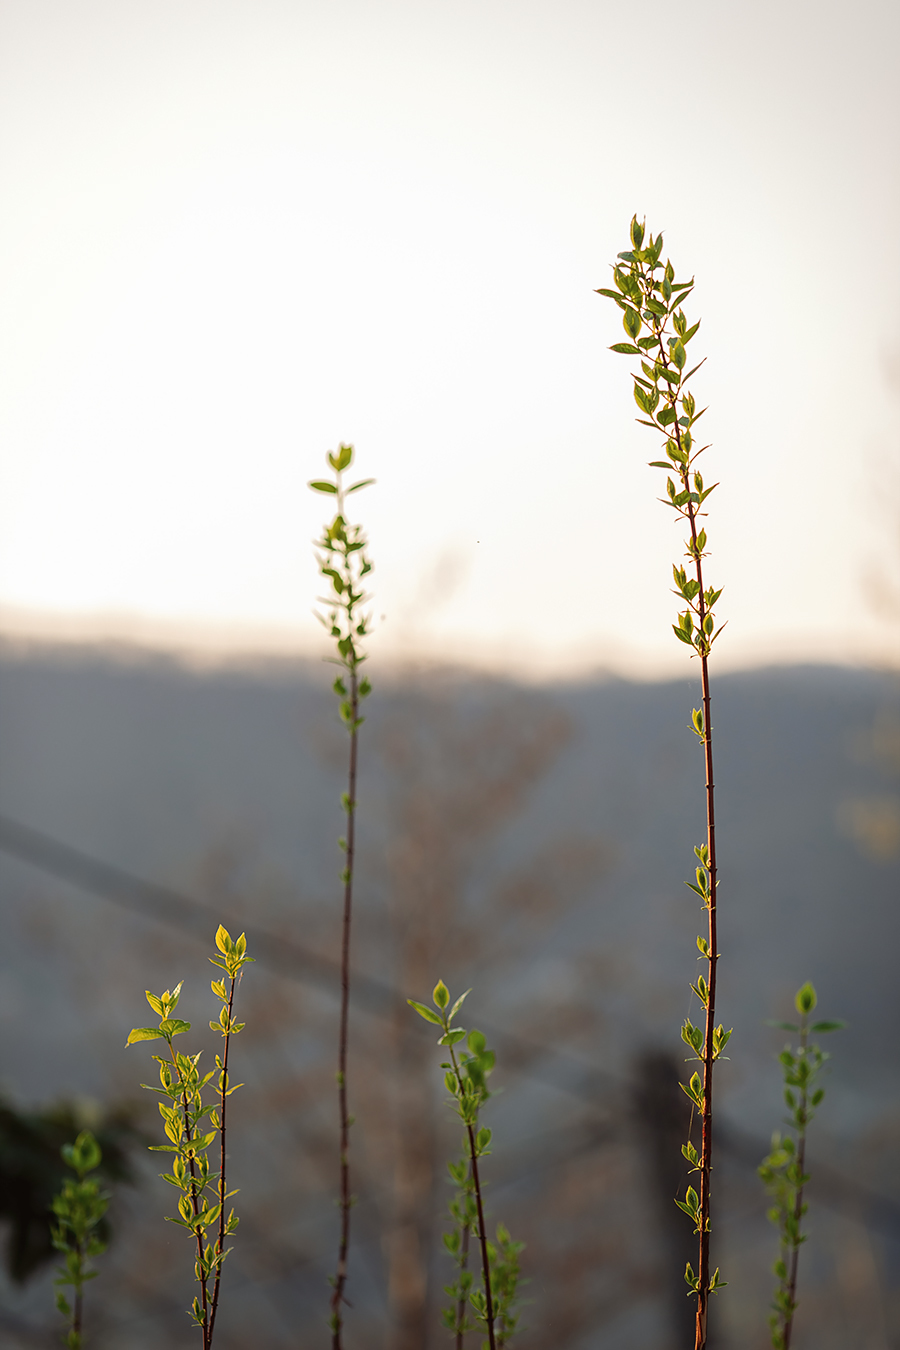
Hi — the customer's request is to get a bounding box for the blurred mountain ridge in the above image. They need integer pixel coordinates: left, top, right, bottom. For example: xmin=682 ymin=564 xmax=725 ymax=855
xmin=0 ymin=644 xmax=897 ymax=1349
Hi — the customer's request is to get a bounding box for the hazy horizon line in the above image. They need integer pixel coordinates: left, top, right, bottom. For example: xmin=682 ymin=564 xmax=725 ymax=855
xmin=0 ymin=604 xmax=896 ymax=687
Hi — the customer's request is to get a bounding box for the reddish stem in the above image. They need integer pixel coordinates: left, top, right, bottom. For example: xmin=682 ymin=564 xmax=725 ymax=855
xmin=782 ymin=1017 xmax=809 ymax=1350
xmin=168 ymin=1040 xmax=211 ymax=1350
xmin=331 ymin=668 xmax=359 ymax=1349
xmin=207 ymin=974 xmax=236 ymax=1347
xmin=465 ymin=1124 xmax=497 ymax=1350
xmin=647 ymin=283 xmax=718 ymax=1350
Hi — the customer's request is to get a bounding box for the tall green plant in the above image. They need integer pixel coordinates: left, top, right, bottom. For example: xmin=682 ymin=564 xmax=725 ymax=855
xmin=597 ymin=216 xmax=728 ymax=1349
xmin=409 ymin=982 xmax=524 ymax=1349
xmin=309 ymin=443 xmax=374 ymax=1347
xmin=759 ymin=983 xmax=843 ymax=1350
xmin=126 ymin=926 xmax=252 ymax=1349
xmin=51 ymin=1130 xmax=108 ymax=1349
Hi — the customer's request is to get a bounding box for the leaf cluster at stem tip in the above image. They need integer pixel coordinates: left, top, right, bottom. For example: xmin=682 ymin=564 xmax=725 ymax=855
xmin=596 ymin=214 xmax=725 ymax=661
xmin=309 ymin=444 xmax=375 ymax=734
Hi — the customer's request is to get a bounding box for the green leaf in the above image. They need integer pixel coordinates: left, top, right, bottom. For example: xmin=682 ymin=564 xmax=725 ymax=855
xmin=309 ymin=480 xmax=338 ymax=493
xmin=467 ymin=1028 xmax=487 ymax=1055
xmin=126 ymin=1027 xmax=165 ymax=1046
xmin=160 ymin=1018 xmax=191 ymax=1038
xmin=475 ymin=1127 xmax=492 ymax=1154
xmin=439 ymin=1028 xmax=467 ymax=1046
xmin=346 ymin=478 xmax=375 ymax=494
xmin=623 ymin=306 xmax=642 ymax=341
xmin=433 ymin=980 xmax=450 ymax=1009
xmin=609 ymin=342 xmax=641 ymax=355
xmin=795 ymin=983 xmax=817 ymax=1015
xmin=408 ymin=999 xmax=443 ymax=1025
xmin=448 ymin=990 xmax=472 ymax=1022
xmin=810 ymin=1020 xmax=845 ymax=1033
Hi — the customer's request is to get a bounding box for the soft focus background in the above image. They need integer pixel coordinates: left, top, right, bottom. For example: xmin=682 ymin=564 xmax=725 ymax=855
xmin=0 ymin=0 xmax=899 ymax=673
xmin=0 ymin=1 xmax=899 ymax=1348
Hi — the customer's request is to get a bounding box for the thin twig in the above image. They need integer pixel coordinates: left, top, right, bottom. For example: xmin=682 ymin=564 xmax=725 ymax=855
xmin=331 ymin=672 xmax=359 ymax=1346
xmin=207 ymin=972 xmax=237 ymax=1346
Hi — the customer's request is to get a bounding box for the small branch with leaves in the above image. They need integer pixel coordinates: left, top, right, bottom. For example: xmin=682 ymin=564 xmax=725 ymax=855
xmin=51 ymin=1130 xmax=109 ymax=1350
xmin=759 ymin=983 xmax=843 ymax=1350
xmin=409 ymin=982 xmax=524 ymax=1349
xmin=126 ymin=926 xmax=252 ymax=1350
xmin=598 ymin=215 xmax=726 ymax=1350
xmin=309 ymin=442 xmax=374 ymax=1348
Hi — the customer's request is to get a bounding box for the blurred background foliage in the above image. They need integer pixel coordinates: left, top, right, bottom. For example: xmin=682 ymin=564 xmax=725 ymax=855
xmin=0 ymin=644 xmax=897 ymax=1348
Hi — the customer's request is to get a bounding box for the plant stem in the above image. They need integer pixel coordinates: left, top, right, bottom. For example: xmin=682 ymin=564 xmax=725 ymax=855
xmin=681 ymin=459 xmax=717 ymax=1350
xmin=207 ymin=973 xmax=236 ymax=1347
xmin=331 ymin=668 xmax=359 ymax=1349
xmin=446 ymin=1041 xmax=496 ymax=1350
xmin=169 ymin=1040 xmax=211 ymax=1350
xmin=782 ymin=1017 xmax=809 ymax=1350
xmin=466 ymin=1124 xmax=496 ymax=1350
xmin=694 ymin=646 xmax=717 ymax=1350
xmin=653 ymin=300 xmax=718 ymax=1350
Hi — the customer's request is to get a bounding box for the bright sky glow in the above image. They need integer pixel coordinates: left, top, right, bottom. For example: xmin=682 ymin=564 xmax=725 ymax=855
xmin=1 ymin=0 xmax=898 ymax=677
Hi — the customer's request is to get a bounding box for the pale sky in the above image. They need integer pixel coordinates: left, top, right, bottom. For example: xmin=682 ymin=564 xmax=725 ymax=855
xmin=1 ymin=0 xmax=899 ymax=678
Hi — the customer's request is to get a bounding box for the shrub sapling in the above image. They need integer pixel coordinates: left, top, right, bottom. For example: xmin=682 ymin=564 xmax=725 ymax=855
xmin=309 ymin=442 xmax=374 ymax=1347
xmin=126 ymin=926 xmax=252 ymax=1349
xmin=598 ymin=216 xmax=728 ymax=1349
xmin=409 ymin=982 xmax=524 ymax=1349
xmin=51 ymin=1129 xmax=108 ymax=1349
xmin=759 ymin=982 xmax=843 ymax=1350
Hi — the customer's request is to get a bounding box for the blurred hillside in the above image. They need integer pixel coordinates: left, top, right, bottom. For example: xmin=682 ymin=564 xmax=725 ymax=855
xmin=0 ymin=643 xmax=897 ymax=1350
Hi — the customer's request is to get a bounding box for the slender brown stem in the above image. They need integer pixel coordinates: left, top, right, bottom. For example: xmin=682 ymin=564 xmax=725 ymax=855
xmin=465 ymin=1124 xmax=497 ymax=1350
xmin=445 ymin=1039 xmax=496 ymax=1350
xmin=694 ymin=646 xmax=717 ymax=1350
xmin=645 ymin=277 xmax=719 ymax=1350
xmin=168 ymin=1040 xmax=211 ymax=1350
xmin=207 ymin=974 xmax=236 ymax=1347
xmin=678 ymin=453 xmax=717 ymax=1350
xmin=782 ymin=1020 xmax=809 ymax=1350
xmin=331 ymin=669 xmax=359 ymax=1349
